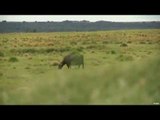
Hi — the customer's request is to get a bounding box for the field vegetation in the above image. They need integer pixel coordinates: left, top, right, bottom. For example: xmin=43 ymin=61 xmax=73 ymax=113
xmin=0 ymin=29 xmax=160 ymax=104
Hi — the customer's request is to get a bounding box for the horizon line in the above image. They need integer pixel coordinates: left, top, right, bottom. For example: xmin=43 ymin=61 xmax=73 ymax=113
xmin=1 ymin=20 xmax=160 ymax=22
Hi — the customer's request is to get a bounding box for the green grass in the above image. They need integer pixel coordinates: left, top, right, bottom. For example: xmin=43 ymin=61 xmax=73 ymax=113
xmin=0 ymin=29 xmax=160 ymax=104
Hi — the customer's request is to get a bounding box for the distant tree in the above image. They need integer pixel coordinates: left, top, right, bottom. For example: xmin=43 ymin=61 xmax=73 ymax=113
xmin=33 ymin=29 xmax=37 ymax=32
xmin=2 ymin=20 xmax=7 ymax=22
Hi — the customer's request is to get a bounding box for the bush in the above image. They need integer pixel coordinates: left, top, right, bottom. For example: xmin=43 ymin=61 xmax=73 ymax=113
xmin=0 ymin=51 xmax=4 ymax=57
xmin=127 ymin=41 xmax=132 ymax=44
xmin=111 ymin=50 xmax=116 ymax=54
xmin=147 ymin=51 xmax=152 ymax=55
xmin=25 ymin=67 xmax=30 ymax=69
xmin=9 ymin=57 xmax=18 ymax=62
xmin=120 ymin=43 xmax=128 ymax=47
xmin=76 ymin=47 xmax=83 ymax=52
xmin=102 ymin=56 xmax=107 ymax=59
xmin=91 ymin=51 xmax=95 ymax=53
xmin=13 ymin=67 xmax=16 ymax=69
xmin=0 ymin=72 xmax=3 ymax=76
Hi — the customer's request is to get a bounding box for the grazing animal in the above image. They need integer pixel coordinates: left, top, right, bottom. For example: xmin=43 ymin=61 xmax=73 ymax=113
xmin=58 ymin=53 xmax=84 ymax=69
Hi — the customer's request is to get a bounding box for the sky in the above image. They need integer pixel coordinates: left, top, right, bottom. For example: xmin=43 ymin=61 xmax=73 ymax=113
xmin=0 ymin=15 xmax=160 ymax=22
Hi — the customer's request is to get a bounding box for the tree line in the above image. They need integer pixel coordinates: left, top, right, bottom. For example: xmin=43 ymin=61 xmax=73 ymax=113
xmin=0 ymin=20 xmax=160 ymax=33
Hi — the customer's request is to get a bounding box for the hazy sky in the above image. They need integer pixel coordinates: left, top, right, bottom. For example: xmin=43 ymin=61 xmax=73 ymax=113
xmin=0 ymin=15 xmax=160 ymax=22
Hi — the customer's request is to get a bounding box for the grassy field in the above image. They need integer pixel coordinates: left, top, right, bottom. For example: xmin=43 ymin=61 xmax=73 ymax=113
xmin=0 ymin=29 xmax=160 ymax=104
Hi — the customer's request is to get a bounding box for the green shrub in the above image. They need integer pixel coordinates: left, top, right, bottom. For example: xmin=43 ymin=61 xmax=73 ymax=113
xmin=111 ymin=50 xmax=116 ymax=54
xmin=9 ymin=57 xmax=18 ymax=62
xmin=76 ymin=47 xmax=84 ymax=52
xmin=0 ymin=72 xmax=3 ymax=76
xmin=120 ymin=43 xmax=128 ymax=47
xmin=25 ymin=67 xmax=30 ymax=69
xmin=91 ymin=51 xmax=95 ymax=53
xmin=127 ymin=41 xmax=132 ymax=44
xmin=13 ymin=67 xmax=16 ymax=69
xmin=0 ymin=51 xmax=4 ymax=57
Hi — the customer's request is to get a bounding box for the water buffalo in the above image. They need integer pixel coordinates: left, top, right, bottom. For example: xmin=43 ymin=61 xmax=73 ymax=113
xmin=58 ymin=53 xmax=84 ymax=69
